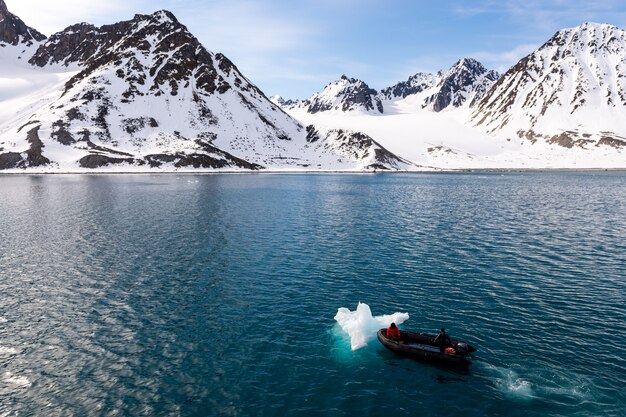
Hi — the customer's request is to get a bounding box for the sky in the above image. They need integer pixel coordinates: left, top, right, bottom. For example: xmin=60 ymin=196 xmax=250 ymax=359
xmin=7 ymin=0 xmax=626 ymax=99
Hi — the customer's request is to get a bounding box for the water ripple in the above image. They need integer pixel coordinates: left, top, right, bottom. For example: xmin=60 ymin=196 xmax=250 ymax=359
xmin=0 ymin=173 xmax=624 ymax=416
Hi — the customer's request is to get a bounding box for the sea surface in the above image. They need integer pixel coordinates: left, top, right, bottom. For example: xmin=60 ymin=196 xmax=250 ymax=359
xmin=0 ymin=173 xmax=625 ymax=417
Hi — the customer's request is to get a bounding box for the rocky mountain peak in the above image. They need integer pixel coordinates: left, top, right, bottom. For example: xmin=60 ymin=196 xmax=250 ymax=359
xmin=304 ymin=75 xmax=383 ymax=114
xmin=449 ymin=57 xmax=486 ymax=74
xmin=29 ymin=9 xmax=190 ymax=68
xmin=422 ymin=58 xmax=499 ymax=111
xmin=379 ymin=72 xmax=438 ymax=100
xmin=0 ymin=0 xmax=46 ymax=45
xmin=539 ymin=22 xmax=626 ymax=57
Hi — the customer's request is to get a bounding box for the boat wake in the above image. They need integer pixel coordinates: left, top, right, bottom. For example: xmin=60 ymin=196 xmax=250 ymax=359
xmin=334 ymin=302 xmax=409 ymax=350
xmin=483 ymin=363 xmax=592 ymax=403
xmin=490 ymin=366 xmax=535 ymax=400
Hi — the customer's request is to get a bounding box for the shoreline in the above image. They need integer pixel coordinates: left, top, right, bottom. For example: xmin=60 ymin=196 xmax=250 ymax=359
xmin=1 ymin=168 xmax=625 ymax=176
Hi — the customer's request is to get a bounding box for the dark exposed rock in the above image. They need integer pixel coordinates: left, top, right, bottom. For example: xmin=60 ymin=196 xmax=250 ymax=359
xmin=597 ymin=136 xmax=626 ymax=148
xmin=173 ymin=153 xmax=244 ymax=169
xmin=51 ymin=120 xmax=76 ymax=145
xmin=23 ymin=126 xmax=50 ymax=167
xmin=0 ymin=152 xmax=22 ymax=169
xmin=305 ymin=125 xmax=321 ymax=143
xmin=78 ymin=129 xmax=91 ymax=142
xmin=308 ymin=76 xmax=384 ymax=114
xmin=326 ymin=129 xmax=409 ymax=169
xmin=0 ymin=126 xmax=53 ymax=170
xmin=380 ymin=73 xmax=436 ymax=100
xmin=30 ymin=11 xmax=223 ymax=100
xmin=119 ymin=117 xmax=160 ymax=134
xmin=0 ymin=0 xmax=46 ymax=46
xmin=518 ymin=129 xmax=625 ymax=149
xmin=122 ymin=117 xmax=149 ymax=134
xmin=427 ymin=145 xmax=455 ymax=154
xmin=547 ymin=132 xmax=585 ymax=148
xmin=143 ymin=149 xmax=262 ymax=170
xmin=17 ymin=120 xmax=40 ymax=133
xmin=93 ymin=100 xmax=112 ymax=141
xmin=143 ymin=154 xmax=179 ymax=167
xmin=424 ymin=58 xmax=500 ymax=112
xmin=79 ymin=154 xmax=136 ymax=168
xmin=86 ymin=141 xmax=134 ymax=157
xmin=29 ymin=23 xmax=98 ymax=66
xmin=193 ymin=140 xmax=263 ymax=170
xmin=66 ymin=107 xmax=85 ymax=121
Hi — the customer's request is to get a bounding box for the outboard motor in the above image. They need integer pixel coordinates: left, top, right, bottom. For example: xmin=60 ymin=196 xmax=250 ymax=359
xmin=455 ymin=342 xmax=469 ymax=354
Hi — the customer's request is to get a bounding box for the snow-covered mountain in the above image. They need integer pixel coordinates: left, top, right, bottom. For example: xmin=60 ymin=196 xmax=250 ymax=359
xmin=380 ymin=58 xmax=499 ymax=112
xmin=473 ymin=22 xmax=626 ymax=149
xmin=0 ymin=1 xmax=407 ymax=172
xmin=422 ymin=58 xmax=500 ymax=111
xmin=285 ymin=75 xmax=384 ymax=114
xmin=304 ymin=126 xmax=413 ymax=170
xmin=286 ymin=58 xmax=499 ymax=116
xmin=379 ymin=72 xmax=438 ymax=101
xmin=1 ymin=0 xmax=623 ymax=171
xmin=282 ymin=34 xmax=624 ymax=169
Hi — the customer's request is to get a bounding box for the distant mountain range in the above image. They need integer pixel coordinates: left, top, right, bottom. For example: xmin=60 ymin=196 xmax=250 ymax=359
xmin=0 ymin=0 xmax=624 ymax=171
xmin=276 ymin=58 xmax=500 ymax=114
xmin=274 ymin=23 xmax=626 ymax=167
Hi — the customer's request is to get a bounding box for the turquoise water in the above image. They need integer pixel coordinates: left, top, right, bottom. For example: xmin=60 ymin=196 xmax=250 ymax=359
xmin=0 ymin=173 xmax=624 ymax=417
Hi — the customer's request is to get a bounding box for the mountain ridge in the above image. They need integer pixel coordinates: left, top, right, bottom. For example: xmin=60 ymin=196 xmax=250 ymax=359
xmin=472 ymin=22 xmax=626 ymax=149
xmin=0 ymin=2 xmax=410 ymax=172
xmin=0 ymin=0 xmax=45 ymax=46
xmin=284 ymin=58 xmax=500 ymax=115
xmin=1 ymin=2 xmax=624 ymax=171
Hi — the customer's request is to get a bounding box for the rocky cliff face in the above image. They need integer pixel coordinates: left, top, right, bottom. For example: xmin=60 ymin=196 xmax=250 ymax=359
xmin=422 ymin=58 xmax=499 ymax=111
xmin=472 ymin=22 xmax=626 ymax=148
xmin=0 ymin=0 xmax=45 ymax=46
xmin=286 ymin=59 xmax=499 ymax=115
xmin=379 ymin=72 xmax=438 ymax=100
xmin=378 ymin=58 xmax=499 ymax=112
xmin=289 ymin=75 xmax=384 ymax=114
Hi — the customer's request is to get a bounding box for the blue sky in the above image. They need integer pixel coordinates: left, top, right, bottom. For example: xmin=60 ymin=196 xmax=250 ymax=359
xmin=10 ymin=0 xmax=626 ymax=98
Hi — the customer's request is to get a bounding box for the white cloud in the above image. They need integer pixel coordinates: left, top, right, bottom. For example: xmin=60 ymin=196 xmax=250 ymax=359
xmin=164 ymin=0 xmax=323 ymax=96
xmin=183 ymin=1 xmax=316 ymax=55
xmin=454 ymin=0 xmax=626 ymax=30
xmin=471 ymin=43 xmax=540 ymax=73
xmin=7 ymin=0 xmax=140 ymax=35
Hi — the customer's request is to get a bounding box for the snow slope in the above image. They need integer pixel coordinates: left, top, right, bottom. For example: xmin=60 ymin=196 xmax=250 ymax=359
xmin=381 ymin=58 xmax=499 ymax=112
xmin=286 ymin=75 xmax=383 ymax=114
xmin=282 ymin=28 xmax=625 ymax=169
xmin=0 ymin=3 xmax=408 ymax=172
xmin=473 ymin=23 xmax=626 ymax=150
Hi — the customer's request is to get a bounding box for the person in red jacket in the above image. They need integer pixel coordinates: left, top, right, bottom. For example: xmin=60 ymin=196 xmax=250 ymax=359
xmin=386 ymin=322 xmax=401 ymax=341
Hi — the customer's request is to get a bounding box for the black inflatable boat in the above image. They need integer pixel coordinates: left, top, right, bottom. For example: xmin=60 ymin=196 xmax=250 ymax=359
xmin=377 ymin=329 xmax=476 ymax=365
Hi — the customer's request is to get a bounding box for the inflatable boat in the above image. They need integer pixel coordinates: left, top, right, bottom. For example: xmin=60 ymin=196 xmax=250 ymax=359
xmin=377 ymin=328 xmax=476 ymax=365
